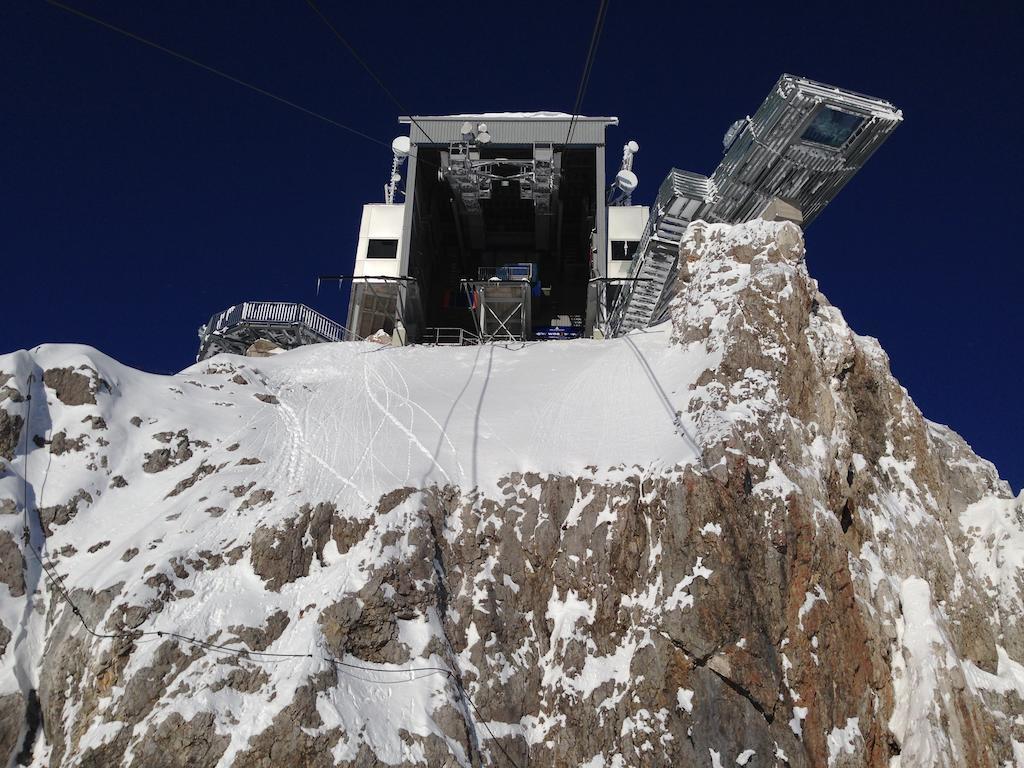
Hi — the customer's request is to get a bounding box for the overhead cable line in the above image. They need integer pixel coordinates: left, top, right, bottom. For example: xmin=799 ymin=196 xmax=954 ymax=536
xmin=16 ymin=374 xmax=520 ymax=768
xmin=301 ymin=0 xmax=441 ymax=146
xmin=565 ymin=0 xmax=610 ymax=145
xmin=45 ymin=0 xmax=392 ymax=150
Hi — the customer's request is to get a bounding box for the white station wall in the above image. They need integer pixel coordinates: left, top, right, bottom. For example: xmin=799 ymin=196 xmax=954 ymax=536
xmin=353 ymin=203 xmax=646 ymax=282
xmin=607 ymin=205 xmax=649 ymax=279
xmin=353 ymin=204 xmax=405 ymax=278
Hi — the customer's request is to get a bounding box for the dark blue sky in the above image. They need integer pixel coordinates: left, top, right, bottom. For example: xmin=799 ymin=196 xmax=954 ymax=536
xmin=2 ymin=1 xmax=1021 ymax=490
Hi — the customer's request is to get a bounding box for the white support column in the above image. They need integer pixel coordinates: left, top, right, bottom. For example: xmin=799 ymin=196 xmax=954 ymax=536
xmin=398 ymin=146 xmax=418 ymax=277
xmin=593 ymin=143 xmax=607 ymax=279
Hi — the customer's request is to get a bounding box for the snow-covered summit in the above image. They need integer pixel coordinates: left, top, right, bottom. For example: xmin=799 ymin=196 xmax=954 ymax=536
xmin=1 ymin=220 xmax=1021 ymax=767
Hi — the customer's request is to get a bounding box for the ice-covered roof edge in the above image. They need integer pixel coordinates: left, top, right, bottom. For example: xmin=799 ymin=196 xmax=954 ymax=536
xmin=778 ymin=73 xmax=903 ymax=121
xmin=400 ymin=112 xmax=618 ymax=125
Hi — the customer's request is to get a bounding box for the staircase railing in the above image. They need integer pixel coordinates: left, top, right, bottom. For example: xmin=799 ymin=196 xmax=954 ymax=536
xmin=204 ymin=302 xmax=345 ymax=343
xmin=422 ymin=327 xmax=479 ymax=346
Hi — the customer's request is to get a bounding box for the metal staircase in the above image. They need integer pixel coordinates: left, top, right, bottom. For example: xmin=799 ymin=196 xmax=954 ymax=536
xmin=609 ymin=170 xmax=714 ymax=335
xmin=196 ymin=302 xmax=346 ymax=361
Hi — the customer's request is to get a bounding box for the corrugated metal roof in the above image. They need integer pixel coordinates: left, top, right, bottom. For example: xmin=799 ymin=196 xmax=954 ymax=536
xmin=399 ymin=114 xmax=617 ymax=145
xmin=407 ymin=112 xmax=616 ymax=121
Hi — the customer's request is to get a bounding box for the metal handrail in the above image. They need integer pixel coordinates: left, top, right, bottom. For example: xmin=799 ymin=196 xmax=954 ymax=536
xmin=205 ymin=302 xmax=345 ymax=343
xmin=423 ymin=327 xmax=479 ymax=346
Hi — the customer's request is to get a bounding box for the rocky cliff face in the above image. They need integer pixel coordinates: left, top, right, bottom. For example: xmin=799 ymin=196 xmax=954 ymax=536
xmin=0 ymin=220 xmax=1021 ymax=768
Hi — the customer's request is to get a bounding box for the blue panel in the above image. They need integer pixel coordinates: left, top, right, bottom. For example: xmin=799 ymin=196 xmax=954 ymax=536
xmin=801 ymin=108 xmax=864 ymax=148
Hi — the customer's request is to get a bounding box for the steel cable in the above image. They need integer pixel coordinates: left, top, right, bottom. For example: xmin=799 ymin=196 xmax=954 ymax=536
xmin=45 ymin=0 xmax=392 ymax=150
xmin=565 ymin=0 xmax=610 ymax=145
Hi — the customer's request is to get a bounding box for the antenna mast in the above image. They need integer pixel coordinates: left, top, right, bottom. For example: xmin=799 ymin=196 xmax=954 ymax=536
xmin=608 ymin=140 xmax=639 ymax=206
xmin=384 ymin=136 xmax=411 ymax=204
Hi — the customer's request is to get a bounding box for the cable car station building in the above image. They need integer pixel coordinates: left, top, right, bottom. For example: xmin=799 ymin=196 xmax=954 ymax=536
xmin=345 ymin=112 xmax=622 ymax=343
xmin=197 ymin=74 xmax=902 ymax=359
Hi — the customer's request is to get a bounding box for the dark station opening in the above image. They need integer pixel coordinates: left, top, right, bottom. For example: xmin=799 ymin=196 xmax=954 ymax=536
xmin=407 ymin=146 xmax=596 ymax=336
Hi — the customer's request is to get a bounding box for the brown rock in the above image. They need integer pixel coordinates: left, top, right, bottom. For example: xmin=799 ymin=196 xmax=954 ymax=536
xmin=0 ymin=532 xmax=23 ymax=596
xmin=38 ymin=489 xmax=93 ymax=536
xmin=245 ymin=339 xmax=284 ymax=358
xmin=164 ymin=461 xmax=217 ymax=498
xmin=49 ymin=430 xmax=87 ymax=454
xmin=43 ymin=366 xmax=101 ymax=406
xmin=0 ymin=409 xmax=23 ymax=461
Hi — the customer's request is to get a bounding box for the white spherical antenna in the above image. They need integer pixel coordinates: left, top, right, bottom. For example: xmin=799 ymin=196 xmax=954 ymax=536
xmin=615 ymin=169 xmax=638 ymax=194
xmin=476 ymin=131 xmax=492 ymax=144
xmin=477 ymin=123 xmax=488 ymax=133
xmin=391 ymin=135 xmax=411 ymax=158
xmin=391 ymin=172 xmax=402 ymax=182
xmin=626 ymin=140 xmax=639 ymax=153
xmin=460 ymin=121 xmax=474 ymax=136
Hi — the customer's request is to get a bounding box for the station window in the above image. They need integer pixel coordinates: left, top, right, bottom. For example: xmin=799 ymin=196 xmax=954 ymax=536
xmin=611 ymin=240 xmax=639 ymax=260
xmin=367 ymin=239 xmax=399 ymax=259
xmin=801 ymin=108 xmax=864 ymax=148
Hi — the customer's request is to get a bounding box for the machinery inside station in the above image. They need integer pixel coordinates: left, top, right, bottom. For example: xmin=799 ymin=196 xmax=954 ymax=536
xmin=406 ymin=139 xmax=598 ymax=339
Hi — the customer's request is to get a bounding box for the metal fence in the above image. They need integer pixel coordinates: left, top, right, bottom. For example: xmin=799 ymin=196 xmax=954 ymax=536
xmin=422 ymin=327 xmax=479 ymax=346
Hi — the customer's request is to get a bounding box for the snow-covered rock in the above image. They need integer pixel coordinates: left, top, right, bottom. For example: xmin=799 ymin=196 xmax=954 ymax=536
xmin=0 ymin=220 xmax=1020 ymax=766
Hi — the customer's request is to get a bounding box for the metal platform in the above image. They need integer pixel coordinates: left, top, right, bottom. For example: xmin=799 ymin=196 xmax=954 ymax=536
xmin=461 ymin=280 xmax=533 ymax=342
xmin=196 ymin=301 xmax=345 ymax=361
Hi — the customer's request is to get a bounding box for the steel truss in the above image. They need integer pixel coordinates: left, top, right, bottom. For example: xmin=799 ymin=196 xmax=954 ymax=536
xmin=460 ymin=280 xmax=533 ymax=343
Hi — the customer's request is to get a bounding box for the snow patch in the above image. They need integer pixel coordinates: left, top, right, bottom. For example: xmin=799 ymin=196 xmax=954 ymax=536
xmin=798 ymin=584 xmax=828 ymax=631
xmin=826 ymin=717 xmax=861 ymax=765
xmin=789 ymin=706 xmax=808 ymax=739
xmin=700 ymin=522 xmax=722 ymax=536
xmin=676 ymin=688 xmax=694 ymax=713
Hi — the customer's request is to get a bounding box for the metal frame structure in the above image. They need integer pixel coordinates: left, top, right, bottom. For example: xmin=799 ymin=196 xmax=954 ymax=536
xmin=460 ymin=280 xmax=533 ymax=343
xmin=442 ymin=142 xmax=561 ymax=215
xmin=196 ymin=302 xmax=345 ymax=361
